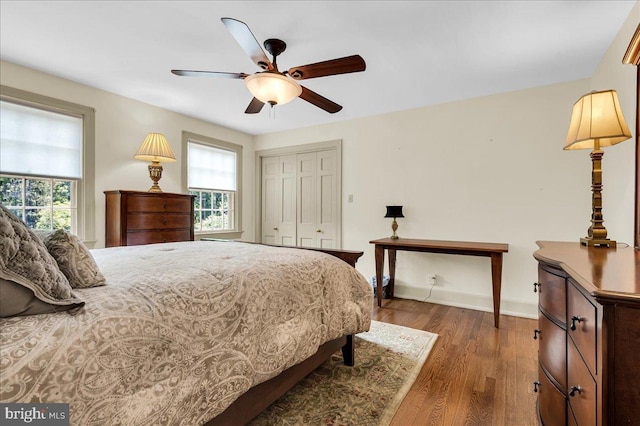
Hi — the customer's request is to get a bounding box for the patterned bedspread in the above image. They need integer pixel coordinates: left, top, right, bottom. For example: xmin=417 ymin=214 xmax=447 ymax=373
xmin=0 ymin=241 xmax=372 ymax=425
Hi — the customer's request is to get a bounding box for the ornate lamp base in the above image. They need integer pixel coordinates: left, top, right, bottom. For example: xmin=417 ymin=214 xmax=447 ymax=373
xmin=147 ymin=162 xmax=164 ymax=193
xmin=580 ymin=237 xmax=616 ymax=247
xmin=390 ymin=218 xmax=399 ymax=239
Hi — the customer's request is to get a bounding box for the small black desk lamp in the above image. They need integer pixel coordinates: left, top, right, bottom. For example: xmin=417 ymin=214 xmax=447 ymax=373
xmin=384 ymin=206 xmax=404 ymax=239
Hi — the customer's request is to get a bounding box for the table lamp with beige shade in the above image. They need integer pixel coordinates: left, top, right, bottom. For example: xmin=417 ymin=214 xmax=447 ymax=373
xmin=564 ymin=89 xmax=632 ymax=247
xmin=134 ymin=132 xmax=176 ymax=193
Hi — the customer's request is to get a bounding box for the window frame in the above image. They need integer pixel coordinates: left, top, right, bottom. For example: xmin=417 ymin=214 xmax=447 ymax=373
xmin=190 ymin=189 xmax=235 ymax=233
xmin=182 ymin=131 xmax=243 ymax=239
xmin=0 ymin=85 xmax=96 ymax=246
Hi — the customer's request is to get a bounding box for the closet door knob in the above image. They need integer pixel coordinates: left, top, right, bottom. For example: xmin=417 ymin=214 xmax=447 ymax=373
xmin=316 ymin=229 xmax=322 ymax=233
xmin=273 ymin=227 xmax=278 ymax=231
xmin=569 ymin=386 xmax=582 ymax=397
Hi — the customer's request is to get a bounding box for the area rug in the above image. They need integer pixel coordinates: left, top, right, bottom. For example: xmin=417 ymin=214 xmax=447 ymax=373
xmin=250 ymin=320 xmax=438 ymax=426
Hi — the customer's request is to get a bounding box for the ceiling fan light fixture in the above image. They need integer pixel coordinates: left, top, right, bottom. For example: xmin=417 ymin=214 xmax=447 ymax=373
xmin=244 ymin=72 xmax=302 ymax=106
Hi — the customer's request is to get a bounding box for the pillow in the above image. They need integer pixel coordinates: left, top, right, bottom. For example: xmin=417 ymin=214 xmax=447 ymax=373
xmin=0 ymin=204 xmax=82 ymax=314
xmin=0 ymin=278 xmax=84 ymax=318
xmin=36 ymin=229 xmax=106 ymax=289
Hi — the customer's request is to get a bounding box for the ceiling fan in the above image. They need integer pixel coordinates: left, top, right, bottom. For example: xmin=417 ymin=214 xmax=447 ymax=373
xmin=171 ymin=17 xmax=366 ymax=114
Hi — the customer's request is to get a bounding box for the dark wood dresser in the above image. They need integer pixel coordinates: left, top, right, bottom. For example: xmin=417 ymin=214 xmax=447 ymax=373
xmin=105 ymin=190 xmax=195 ymax=247
xmin=533 ymin=241 xmax=640 ymax=425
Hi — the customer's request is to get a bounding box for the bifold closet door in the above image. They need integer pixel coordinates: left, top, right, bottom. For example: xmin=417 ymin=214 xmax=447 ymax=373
xmin=262 ymin=149 xmax=338 ymax=249
xmin=261 ymin=155 xmax=296 ymax=245
xmin=297 ymin=151 xmax=338 ymax=248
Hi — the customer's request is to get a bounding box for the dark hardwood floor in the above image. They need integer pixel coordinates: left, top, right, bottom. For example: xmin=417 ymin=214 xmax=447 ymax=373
xmin=372 ymin=298 xmax=538 ymax=426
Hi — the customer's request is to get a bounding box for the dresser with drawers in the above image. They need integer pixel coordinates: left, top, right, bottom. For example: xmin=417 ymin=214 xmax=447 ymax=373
xmin=105 ymin=190 xmax=195 ymax=247
xmin=533 ymin=241 xmax=640 ymax=425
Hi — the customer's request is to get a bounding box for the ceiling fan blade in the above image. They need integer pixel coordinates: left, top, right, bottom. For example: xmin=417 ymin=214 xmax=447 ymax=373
xmin=245 ymin=97 xmax=265 ymax=114
xmin=171 ymin=70 xmax=247 ymax=79
xmin=288 ymin=55 xmax=366 ymax=80
xmin=221 ymin=17 xmax=273 ymax=71
xmin=299 ymin=86 xmax=342 ymax=113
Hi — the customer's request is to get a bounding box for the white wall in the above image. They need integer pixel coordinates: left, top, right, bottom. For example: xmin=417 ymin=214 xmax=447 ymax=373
xmin=0 ymin=60 xmax=256 ymax=248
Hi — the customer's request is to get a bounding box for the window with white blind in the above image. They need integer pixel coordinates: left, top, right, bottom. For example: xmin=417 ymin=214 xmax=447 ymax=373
xmin=182 ymin=131 xmax=242 ymax=237
xmin=0 ymin=86 xmax=96 ymax=244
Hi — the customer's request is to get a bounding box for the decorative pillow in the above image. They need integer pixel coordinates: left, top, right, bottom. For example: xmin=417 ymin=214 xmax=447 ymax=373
xmin=36 ymin=229 xmax=106 ymax=289
xmin=0 ymin=204 xmax=82 ymax=312
xmin=0 ymin=278 xmax=84 ymax=318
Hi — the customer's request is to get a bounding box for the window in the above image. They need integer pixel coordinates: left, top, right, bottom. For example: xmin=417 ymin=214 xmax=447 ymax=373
xmin=182 ymin=131 xmax=242 ymax=238
xmin=0 ymin=176 xmax=76 ymax=231
xmin=0 ymin=86 xmax=96 ymax=244
xmin=190 ymin=189 xmax=235 ymax=232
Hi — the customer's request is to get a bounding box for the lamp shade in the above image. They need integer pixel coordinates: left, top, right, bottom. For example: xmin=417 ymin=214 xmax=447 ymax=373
xmin=244 ymin=72 xmax=302 ymax=105
xmin=134 ymin=133 xmax=176 ymax=162
xmin=384 ymin=205 xmax=404 ymax=218
xmin=564 ymin=89 xmax=632 ymax=150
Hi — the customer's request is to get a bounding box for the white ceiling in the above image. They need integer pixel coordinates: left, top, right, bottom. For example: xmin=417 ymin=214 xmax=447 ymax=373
xmin=0 ymin=1 xmax=635 ymax=136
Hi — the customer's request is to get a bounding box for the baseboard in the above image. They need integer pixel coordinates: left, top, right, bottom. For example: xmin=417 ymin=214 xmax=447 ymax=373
xmin=393 ymin=285 xmax=537 ymax=319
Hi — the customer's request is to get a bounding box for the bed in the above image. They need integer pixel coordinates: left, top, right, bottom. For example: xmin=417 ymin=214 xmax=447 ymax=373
xmin=0 ymin=208 xmax=372 ymax=425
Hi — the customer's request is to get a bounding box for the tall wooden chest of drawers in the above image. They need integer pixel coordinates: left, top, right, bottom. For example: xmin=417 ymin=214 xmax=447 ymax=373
xmin=533 ymin=241 xmax=640 ymax=425
xmin=105 ymin=190 xmax=195 ymax=247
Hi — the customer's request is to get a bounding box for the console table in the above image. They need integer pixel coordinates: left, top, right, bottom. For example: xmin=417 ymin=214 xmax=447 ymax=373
xmin=370 ymin=238 xmax=509 ymax=328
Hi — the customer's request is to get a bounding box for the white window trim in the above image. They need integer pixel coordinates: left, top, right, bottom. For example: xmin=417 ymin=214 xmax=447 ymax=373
xmin=181 ymin=131 xmax=243 ymax=240
xmin=0 ymin=85 xmax=96 ymax=247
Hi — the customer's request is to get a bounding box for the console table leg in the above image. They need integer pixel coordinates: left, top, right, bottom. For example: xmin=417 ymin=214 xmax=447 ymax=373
xmin=491 ymin=252 xmax=503 ymax=328
xmin=375 ymin=245 xmax=385 ymax=307
xmin=388 ymin=249 xmax=397 ymax=298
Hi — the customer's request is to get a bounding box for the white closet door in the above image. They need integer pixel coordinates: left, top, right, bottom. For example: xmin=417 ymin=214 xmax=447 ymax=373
xmin=278 ymin=155 xmax=297 ymax=246
xmin=297 ymin=152 xmax=317 ymax=247
xmin=261 ymin=156 xmax=279 ymax=245
xmin=260 ymin=146 xmax=340 ymax=249
xmin=316 ymin=149 xmax=338 ymax=248
xmin=262 ymin=155 xmax=297 ymax=245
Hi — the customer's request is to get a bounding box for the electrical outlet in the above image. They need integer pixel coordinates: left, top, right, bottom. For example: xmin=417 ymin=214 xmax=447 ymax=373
xmin=428 ymin=274 xmax=436 ymax=285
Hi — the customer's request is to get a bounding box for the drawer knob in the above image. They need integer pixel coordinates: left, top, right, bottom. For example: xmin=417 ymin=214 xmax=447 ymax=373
xmin=570 ymin=315 xmax=583 ymax=331
xmin=569 ymin=385 xmax=582 ymax=397
xmin=533 ymin=329 xmax=541 ymax=340
xmin=273 ymin=227 xmax=278 ymax=231
xmin=533 ymin=282 xmax=540 ymax=293
xmin=533 ymin=381 xmax=540 ymax=393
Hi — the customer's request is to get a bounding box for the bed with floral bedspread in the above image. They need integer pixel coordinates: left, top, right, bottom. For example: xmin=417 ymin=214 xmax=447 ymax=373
xmin=0 ymin=240 xmax=372 ymax=425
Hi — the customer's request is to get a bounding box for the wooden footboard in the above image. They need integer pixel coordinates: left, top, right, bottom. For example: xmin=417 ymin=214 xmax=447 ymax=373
xmin=200 ymin=239 xmax=364 ymax=268
xmin=206 ymin=335 xmax=354 ymax=426
xmin=293 ymin=246 xmax=364 ymax=268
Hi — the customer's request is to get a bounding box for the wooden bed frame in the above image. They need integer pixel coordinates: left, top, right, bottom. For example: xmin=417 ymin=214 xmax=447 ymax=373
xmin=204 ymin=245 xmax=365 ymax=426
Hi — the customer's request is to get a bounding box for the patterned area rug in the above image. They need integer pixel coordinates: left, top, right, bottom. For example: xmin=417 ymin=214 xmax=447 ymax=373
xmin=250 ymin=320 xmax=438 ymax=426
